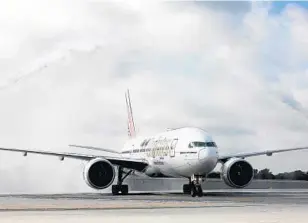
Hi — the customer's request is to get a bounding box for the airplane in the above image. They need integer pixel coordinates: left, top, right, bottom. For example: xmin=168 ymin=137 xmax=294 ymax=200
xmin=0 ymin=89 xmax=308 ymax=197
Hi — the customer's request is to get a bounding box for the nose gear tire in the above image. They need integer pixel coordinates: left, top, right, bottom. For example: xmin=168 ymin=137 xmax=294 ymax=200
xmin=190 ymin=184 xmax=203 ymax=197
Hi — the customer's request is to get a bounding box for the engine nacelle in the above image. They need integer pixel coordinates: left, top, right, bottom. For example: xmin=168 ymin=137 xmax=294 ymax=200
xmin=83 ymin=158 xmax=115 ymax=190
xmin=221 ymin=158 xmax=254 ymax=188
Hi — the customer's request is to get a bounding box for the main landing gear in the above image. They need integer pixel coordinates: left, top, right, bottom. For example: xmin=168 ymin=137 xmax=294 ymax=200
xmin=112 ymin=166 xmax=133 ymax=195
xmin=182 ymin=175 xmax=204 ymax=197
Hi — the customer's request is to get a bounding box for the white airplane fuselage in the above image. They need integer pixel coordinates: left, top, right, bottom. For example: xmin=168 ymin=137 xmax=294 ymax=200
xmin=120 ymin=127 xmax=219 ymax=178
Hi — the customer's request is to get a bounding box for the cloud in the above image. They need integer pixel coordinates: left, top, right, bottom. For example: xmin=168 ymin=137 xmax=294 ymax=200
xmin=0 ymin=1 xmax=308 ymax=193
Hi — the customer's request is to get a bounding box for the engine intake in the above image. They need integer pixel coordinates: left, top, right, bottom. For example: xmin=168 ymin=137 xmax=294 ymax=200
xmin=221 ymin=158 xmax=254 ymax=188
xmin=83 ymin=158 xmax=115 ymax=189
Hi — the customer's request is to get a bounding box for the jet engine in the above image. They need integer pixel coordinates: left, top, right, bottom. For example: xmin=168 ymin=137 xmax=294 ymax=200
xmin=221 ymin=158 xmax=254 ymax=188
xmin=83 ymin=158 xmax=115 ymax=189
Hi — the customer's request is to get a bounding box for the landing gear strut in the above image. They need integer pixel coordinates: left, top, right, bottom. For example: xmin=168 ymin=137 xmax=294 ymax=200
xmin=112 ymin=166 xmax=132 ymax=195
xmin=182 ymin=175 xmax=204 ymax=197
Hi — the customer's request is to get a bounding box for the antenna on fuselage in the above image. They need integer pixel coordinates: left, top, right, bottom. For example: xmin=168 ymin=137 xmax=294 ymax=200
xmin=125 ymin=89 xmax=136 ymax=139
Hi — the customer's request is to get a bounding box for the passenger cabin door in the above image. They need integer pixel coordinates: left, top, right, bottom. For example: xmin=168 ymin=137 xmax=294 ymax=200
xmin=169 ymin=138 xmax=178 ymax=157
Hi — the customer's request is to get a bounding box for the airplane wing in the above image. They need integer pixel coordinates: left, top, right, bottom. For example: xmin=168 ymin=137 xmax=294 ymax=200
xmin=68 ymin=144 xmax=121 ymax=154
xmin=218 ymin=146 xmax=308 ymax=163
xmin=0 ymin=147 xmax=148 ymax=172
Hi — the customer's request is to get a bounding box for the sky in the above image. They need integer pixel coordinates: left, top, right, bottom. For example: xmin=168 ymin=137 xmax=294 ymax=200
xmin=0 ymin=0 xmax=308 ymax=193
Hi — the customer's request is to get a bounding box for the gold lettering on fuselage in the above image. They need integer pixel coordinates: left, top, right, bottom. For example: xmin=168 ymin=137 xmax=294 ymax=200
xmin=145 ymin=138 xmax=173 ymax=158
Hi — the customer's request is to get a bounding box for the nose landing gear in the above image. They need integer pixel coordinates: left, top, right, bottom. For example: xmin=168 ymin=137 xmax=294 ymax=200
xmin=182 ymin=175 xmax=204 ymax=197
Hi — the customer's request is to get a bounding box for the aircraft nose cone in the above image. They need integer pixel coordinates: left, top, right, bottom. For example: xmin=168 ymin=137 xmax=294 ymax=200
xmin=198 ymin=148 xmax=209 ymax=160
xmin=198 ymin=148 xmax=218 ymax=161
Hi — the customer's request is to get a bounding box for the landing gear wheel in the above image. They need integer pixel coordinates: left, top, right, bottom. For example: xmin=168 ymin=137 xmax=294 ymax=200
xmin=190 ymin=185 xmax=197 ymax=197
xmin=189 ymin=175 xmax=204 ymax=198
xmin=190 ymin=185 xmax=203 ymax=197
xmin=196 ymin=185 xmax=203 ymax=197
xmin=112 ymin=185 xmax=120 ymax=195
xmin=112 ymin=166 xmax=133 ymax=196
xmin=183 ymin=184 xmax=191 ymax=194
xmin=112 ymin=185 xmax=129 ymax=195
xmin=121 ymin=185 xmax=128 ymax=195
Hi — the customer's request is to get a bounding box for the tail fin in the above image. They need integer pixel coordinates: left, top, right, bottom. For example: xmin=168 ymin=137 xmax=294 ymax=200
xmin=125 ymin=89 xmax=136 ymax=138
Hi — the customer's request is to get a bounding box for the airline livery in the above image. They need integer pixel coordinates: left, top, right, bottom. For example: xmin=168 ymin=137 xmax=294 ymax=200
xmin=0 ymin=89 xmax=308 ymax=197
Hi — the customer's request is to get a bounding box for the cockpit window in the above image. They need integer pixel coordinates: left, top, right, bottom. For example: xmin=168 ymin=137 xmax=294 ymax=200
xmin=206 ymin=142 xmax=217 ymax=147
xmin=194 ymin=142 xmax=206 ymax=147
xmin=189 ymin=141 xmax=217 ymax=148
